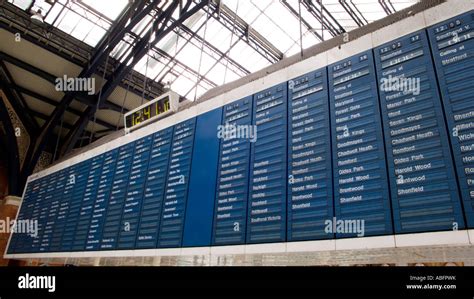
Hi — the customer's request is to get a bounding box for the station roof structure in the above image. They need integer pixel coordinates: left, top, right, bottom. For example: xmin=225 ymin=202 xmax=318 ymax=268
xmin=0 ymin=0 xmax=418 ymax=153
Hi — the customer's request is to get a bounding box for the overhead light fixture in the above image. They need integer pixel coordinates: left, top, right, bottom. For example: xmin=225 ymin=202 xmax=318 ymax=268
xmin=30 ymin=9 xmax=44 ymax=24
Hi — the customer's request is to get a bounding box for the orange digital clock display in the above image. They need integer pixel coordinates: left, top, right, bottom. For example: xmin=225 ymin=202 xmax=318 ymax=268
xmin=125 ymin=97 xmax=171 ymax=128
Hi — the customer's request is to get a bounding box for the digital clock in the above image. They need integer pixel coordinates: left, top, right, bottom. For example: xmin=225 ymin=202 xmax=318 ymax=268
xmin=124 ymin=91 xmax=179 ymax=132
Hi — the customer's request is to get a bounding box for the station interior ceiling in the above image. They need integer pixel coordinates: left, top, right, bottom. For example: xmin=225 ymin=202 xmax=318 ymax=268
xmin=6 ymin=0 xmax=472 ymax=267
xmin=0 ymin=0 xmax=418 ymax=155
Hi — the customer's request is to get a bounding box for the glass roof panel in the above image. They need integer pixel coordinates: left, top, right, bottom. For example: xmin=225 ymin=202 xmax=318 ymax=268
xmin=81 ymin=0 xmax=128 ymax=21
xmin=83 ymin=27 xmax=107 ymax=48
xmin=56 ymin=9 xmax=82 ymax=35
xmin=8 ymin=0 xmax=420 ymax=101
xmin=228 ymin=40 xmax=271 ymax=72
xmin=206 ymin=61 xmax=241 ymax=85
xmin=174 ymin=42 xmax=218 ymax=76
xmin=228 ymin=0 xmax=267 ymax=25
xmin=251 ymin=1 xmax=301 ymax=52
xmin=8 ymin=0 xmax=32 ymax=10
xmin=350 ymin=1 xmax=390 ymax=22
xmin=156 ymin=31 xmax=183 ymax=57
xmin=198 ymin=17 xmax=234 ymax=54
xmin=172 ymin=76 xmax=196 ymax=96
xmin=319 ymin=0 xmax=361 ymax=31
xmin=69 ymin=17 xmax=95 ymax=42
xmin=33 ymin=0 xmax=126 ymax=47
xmin=390 ymin=0 xmax=421 ymax=11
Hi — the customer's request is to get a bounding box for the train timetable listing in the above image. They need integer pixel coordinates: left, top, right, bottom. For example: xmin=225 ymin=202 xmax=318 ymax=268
xmin=7 ymin=180 xmax=39 ymax=253
xmin=136 ymin=127 xmax=173 ymax=248
xmin=329 ymin=50 xmax=393 ymax=237
xmin=61 ymin=160 xmax=91 ymax=252
xmin=213 ymin=97 xmax=252 ymax=245
xmin=247 ymin=83 xmax=287 ymax=244
xmin=375 ymin=30 xmax=465 ymax=233
xmin=158 ymin=118 xmax=196 ymax=248
xmin=118 ymin=135 xmax=152 ymax=249
xmin=50 ymin=164 xmax=78 ymax=252
xmin=72 ymin=155 xmax=104 ymax=251
xmin=85 ymin=149 xmax=118 ymax=251
xmin=287 ymin=69 xmax=334 ymax=241
xmin=40 ymin=169 xmax=67 ymax=252
xmin=427 ymin=11 xmax=474 ymax=228
xmin=100 ymin=143 xmax=135 ymax=250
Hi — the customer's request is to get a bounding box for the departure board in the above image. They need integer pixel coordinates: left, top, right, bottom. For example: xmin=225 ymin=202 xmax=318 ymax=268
xmin=427 ymin=11 xmax=474 ymax=228
xmin=35 ymin=173 xmax=53 ymax=252
xmin=158 ymin=118 xmax=196 ymax=248
xmin=100 ymin=143 xmax=135 ymax=250
xmin=86 ymin=149 xmax=117 ymax=251
xmin=8 ymin=9 xmax=474 ymax=256
xmin=41 ymin=170 xmax=66 ymax=252
xmin=329 ymin=50 xmax=393 ymax=237
xmin=136 ymin=128 xmax=173 ymax=248
xmin=287 ymin=69 xmax=333 ymax=241
xmin=375 ymin=30 xmax=465 ymax=233
xmin=247 ymin=83 xmax=287 ymax=244
xmin=7 ymin=179 xmax=39 ymax=253
xmin=118 ymin=136 xmax=152 ymax=249
xmin=50 ymin=164 xmax=76 ymax=252
xmin=73 ymin=155 xmax=104 ymax=251
xmin=61 ymin=160 xmax=90 ymax=252
xmin=212 ymin=97 xmax=252 ymax=245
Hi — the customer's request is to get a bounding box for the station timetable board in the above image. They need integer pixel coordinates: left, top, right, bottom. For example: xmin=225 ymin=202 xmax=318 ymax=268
xmin=7 ymin=10 xmax=474 ymax=255
xmin=329 ymin=50 xmax=393 ymax=238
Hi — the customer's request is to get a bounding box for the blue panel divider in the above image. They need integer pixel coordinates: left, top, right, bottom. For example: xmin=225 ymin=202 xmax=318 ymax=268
xmin=183 ymin=108 xmax=223 ymax=247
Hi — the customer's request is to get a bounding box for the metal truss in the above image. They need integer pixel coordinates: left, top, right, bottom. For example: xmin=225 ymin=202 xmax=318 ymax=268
xmin=203 ymin=0 xmax=284 ymax=63
xmin=0 ymin=2 xmax=165 ymax=101
xmin=63 ymin=0 xmax=209 ymax=156
xmin=280 ymin=0 xmax=324 ymax=41
xmin=379 ymin=0 xmax=396 ymax=15
xmin=339 ymin=0 xmax=368 ymax=27
xmin=301 ymin=0 xmax=346 ymax=37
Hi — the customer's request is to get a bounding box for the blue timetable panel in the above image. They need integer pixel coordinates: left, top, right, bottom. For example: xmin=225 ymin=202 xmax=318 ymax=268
xmin=118 ymin=136 xmax=152 ymax=249
xmin=158 ymin=118 xmax=196 ymax=247
xmin=73 ymin=155 xmax=104 ymax=251
xmin=29 ymin=177 xmax=48 ymax=252
xmin=85 ymin=149 xmax=117 ymax=250
xmin=33 ymin=174 xmax=50 ymax=252
xmin=101 ymin=142 xmax=135 ymax=250
xmin=212 ymin=97 xmax=252 ymax=245
xmin=61 ymin=160 xmax=91 ymax=251
xmin=136 ymin=128 xmax=173 ymax=248
xmin=50 ymin=165 xmax=77 ymax=252
xmin=38 ymin=172 xmax=61 ymax=252
xmin=247 ymin=83 xmax=287 ymax=243
xmin=287 ymin=69 xmax=334 ymax=241
xmin=428 ymin=11 xmax=474 ymax=227
xmin=329 ymin=51 xmax=393 ymax=237
xmin=8 ymin=180 xmax=40 ymax=253
xmin=375 ymin=30 xmax=465 ymax=233
xmin=41 ymin=170 xmax=66 ymax=252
